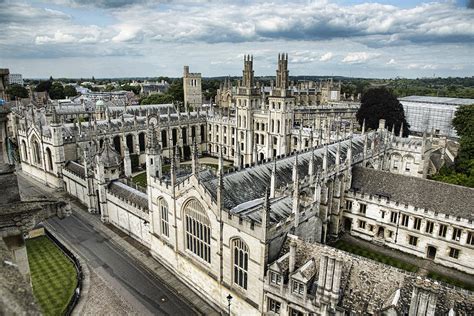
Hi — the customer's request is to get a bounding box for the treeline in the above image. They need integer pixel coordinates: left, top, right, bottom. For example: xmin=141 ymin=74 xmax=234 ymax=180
xmin=340 ymin=77 xmax=474 ymax=99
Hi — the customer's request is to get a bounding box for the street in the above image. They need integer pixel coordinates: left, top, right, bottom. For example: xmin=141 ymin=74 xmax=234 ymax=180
xmin=17 ymin=174 xmax=198 ymax=316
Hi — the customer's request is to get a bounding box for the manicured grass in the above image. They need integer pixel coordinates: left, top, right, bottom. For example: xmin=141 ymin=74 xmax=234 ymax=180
xmin=427 ymin=271 xmax=474 ymax=291
xmin=132 ymin=172 xmax=148 ymax=187
xmin=332 ymin=240 xmax=419 ymax=273
xmin=26 ymin=236 xmax=77 ymax=316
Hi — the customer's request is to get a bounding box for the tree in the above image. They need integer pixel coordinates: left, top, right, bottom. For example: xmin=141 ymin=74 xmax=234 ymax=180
xmin=356 ymin=87 xmax=410 ymax=136
xmin=5 ymin=84 xmax=29 ymax=100
xmin=430 ymin=104 xmax=474 ymax=187
xmin=121 ymin=84 xmax=140 ymax=95
xmin=64 ymin=85 xmax=78 ymax=98
xmin=140 ymin=94 xmax=174 ymax=105
xmin=35 ymin=80 xmax=52 ymax=92
xmin=48 ymin=82 xmax=65 ymax=99
xmin=167 ymin=79 xmax=184 ymax=102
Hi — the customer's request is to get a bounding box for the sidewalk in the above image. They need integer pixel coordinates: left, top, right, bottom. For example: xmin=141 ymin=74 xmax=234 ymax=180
xmin=17 ymin=171 xmax=222 ymax=316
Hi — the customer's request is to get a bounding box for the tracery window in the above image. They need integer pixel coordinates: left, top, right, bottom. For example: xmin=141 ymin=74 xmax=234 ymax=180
xmin=184 ymin=199 xmax=211 ymax=263
xmin=31 ymin=137 xmax=42 ymax=165
xmin=232 ymin=238 xmax=249 ymax=289
xmin=159 ymin=199 xmax=169 ymax=237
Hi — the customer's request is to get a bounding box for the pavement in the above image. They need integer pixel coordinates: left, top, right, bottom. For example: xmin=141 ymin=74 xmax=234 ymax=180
xmin=17 ymin=171 xmax=221 ymax=316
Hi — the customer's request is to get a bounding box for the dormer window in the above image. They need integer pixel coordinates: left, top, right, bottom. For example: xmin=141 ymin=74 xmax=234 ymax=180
xmin=292 ymin=280 xmax=304 ymax=295
xmin=270 ymin=272 xmax=281 ymax=285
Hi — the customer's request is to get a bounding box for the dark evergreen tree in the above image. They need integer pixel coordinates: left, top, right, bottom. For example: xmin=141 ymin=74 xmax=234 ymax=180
xmin=64 ymin=85 xmax=78 ymax=97
xmin=5 ymin=84 xmax=29 ymax=100
xmin=356 ymin=87 xmax=410 ymax=136
xmin=35 ymin=80 xmax=52 ymax=92
xmin=48 ymin=82 xmax=65 ymax=99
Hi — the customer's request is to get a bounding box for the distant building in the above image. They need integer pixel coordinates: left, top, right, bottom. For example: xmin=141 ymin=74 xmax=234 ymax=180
xmin=399 ymin=96 xmax=474 ymax=138
xmin=140 ymin=80 xmax=170 ymax=96
xmin=183 ymin=66 xmax=202 ymax=108
xmin=8 ymin=74 xmax=23 ymax=86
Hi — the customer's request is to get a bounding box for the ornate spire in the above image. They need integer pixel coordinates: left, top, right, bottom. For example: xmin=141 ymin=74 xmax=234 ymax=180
xmin=270 ymin=158 xmax=277 ymax=198
xmin=362 ymin=118 xmax=366 ymax=135
xmin=292 ymin=152 xmax=299 ymax=184
xmin=399 ymin=122 xmax=404 ymax=138
xmin=191 ymin=139 xmax=199 ymax=176
xmin=292 ymin=172 xmax=299 ymax=228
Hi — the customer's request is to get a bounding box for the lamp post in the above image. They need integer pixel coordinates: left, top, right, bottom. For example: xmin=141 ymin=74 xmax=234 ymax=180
xmin=226 ymin=294 xmax=233 ymax=315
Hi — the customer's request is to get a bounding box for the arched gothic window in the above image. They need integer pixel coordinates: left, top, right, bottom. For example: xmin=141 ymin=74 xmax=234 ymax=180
xmin=232 ymin=238 xmax=249 ymax=289
xmin=184 ymin=199 xmax=211 ymax=263
xmin=45 ymin=147 xmax=53 ymax=171
xmin=31 ymin=137 xmax=41 ymax=165
xmin=21 ymin=140 xmax=28 ymax=161
xmin=159 ymin=198 xmax=169 ymax=237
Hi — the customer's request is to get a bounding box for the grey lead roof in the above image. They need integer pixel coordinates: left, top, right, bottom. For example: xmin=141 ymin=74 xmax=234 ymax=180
xmin=108 ymin=181 xmax=148 ymax=211
xmin=351 ymin=166 xmax=474 ymax=221
xmin=202 ymin=134 xmax=369 ymax=211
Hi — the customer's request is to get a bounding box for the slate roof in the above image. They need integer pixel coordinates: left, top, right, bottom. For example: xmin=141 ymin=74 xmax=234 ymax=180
xmin=229 ymin=196 xmax=293 ymax=224
xmin=202 ymin=134 xmax=370 ymax=213
xmin=64 ymin=161 xmax=85 ymax=178
xmin=108 ymin=181 xmax=148 ymax=211
xmin=351 ymin=166 xmax=474 ymax=221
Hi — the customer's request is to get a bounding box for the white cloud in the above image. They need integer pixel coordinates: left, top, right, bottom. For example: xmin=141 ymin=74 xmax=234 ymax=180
xmin=407 ymin=63 xmax=438 ymax=70
xmin=342 ymin=52 xmax=380 ymax=64
xmin=35 ymin=30 xmax=76 ymax=44
xmin=387 ymin=58 xmax=396 ymax=65
xmin=320 ymin=52 xmax=333 ymax=62
xmin=112 ymin=24 xmax=142 ymax=42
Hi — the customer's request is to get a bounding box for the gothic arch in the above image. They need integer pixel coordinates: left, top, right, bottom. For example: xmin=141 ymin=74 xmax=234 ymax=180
xmin=45 ymin=147 xmax=53 ymax=171
xmin=30 ymin=135 xmax=42 ymax=165
xmin=182 ymin=199 xmax=211 ymax=263
xmin=21 ymin=140 xmax=28 ymax=161
xmin=230 ymin=237 xmax=249 ymax=290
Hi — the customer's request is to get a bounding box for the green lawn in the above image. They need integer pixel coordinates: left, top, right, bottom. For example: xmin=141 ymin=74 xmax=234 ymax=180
xmin=427 ymin=271 xmax=474 ymax=291
xmin=132 ymin=172 xmax=148 ymax=187
xmin=332 ymin=240 xmax=419 ymax=273
xmin=26 ymin=236 xmax=78 ymax=316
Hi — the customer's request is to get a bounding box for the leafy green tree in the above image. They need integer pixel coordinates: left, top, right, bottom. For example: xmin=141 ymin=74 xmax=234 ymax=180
xmin=430 ymin=104 xmax=474 ymax=187
xmin=356 ymin=87 xmax=410 ymax=136
xmin=64 ymin=85 xmax=78 ymax=98
xmin=35 ymin=80 xmax=52 ymax=92
xmin=121 ymin=84 xmax=140 ymax=95
xmin=167 ymin=79 xmax=184 ymax=102
xmin=48 ymin=82 xmax=65 ymax=99
xmin=6 ymin=84 xmax=29 ymax=100
xmin=140 ymin=94 xmax=174 ymax=105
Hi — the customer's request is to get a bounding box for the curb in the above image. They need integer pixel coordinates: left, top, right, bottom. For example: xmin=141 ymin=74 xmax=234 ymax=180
xmin=72 ymin=207 xmax=222 ymax=315
xmin=43 ymin=224 xmax=91 ymax=316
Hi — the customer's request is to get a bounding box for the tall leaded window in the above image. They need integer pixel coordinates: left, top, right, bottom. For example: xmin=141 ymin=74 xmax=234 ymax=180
xmin=232 ymin=238 xmax=249 ymax=290
xmin=184 ymin=199 xmax=211 ymax=263
xmin=31 ymin=138 xmax=41 ymax=165
xmin=159 ymin=199 xmax=169 ymax=238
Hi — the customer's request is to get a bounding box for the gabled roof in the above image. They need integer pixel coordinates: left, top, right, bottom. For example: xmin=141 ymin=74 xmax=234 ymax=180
xmin=351 ymin=166 xmax=474 ymax=221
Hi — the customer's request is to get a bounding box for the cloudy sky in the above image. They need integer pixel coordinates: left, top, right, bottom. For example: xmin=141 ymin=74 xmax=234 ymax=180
xmin=1 ymin=0 xmax=473 ymax=78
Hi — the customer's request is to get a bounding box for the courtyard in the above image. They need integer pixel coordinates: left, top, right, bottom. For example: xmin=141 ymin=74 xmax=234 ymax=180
xmin=331 ymin=236 xmax=474 ymax=291
xmin=26 ymin=236 xmax=78 ymax=316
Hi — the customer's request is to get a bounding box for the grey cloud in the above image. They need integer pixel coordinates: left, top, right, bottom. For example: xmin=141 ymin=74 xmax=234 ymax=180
xmin=468 ymin=0 xmax=474 ymax=9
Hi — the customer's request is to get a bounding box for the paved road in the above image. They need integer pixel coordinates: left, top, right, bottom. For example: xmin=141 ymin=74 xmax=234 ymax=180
xmin=17 ymin=174 xmax=197 ymax=316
